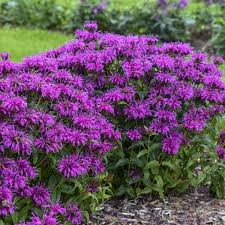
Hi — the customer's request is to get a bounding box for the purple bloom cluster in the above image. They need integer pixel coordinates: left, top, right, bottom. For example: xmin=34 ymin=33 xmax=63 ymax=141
xmin=40 ymin=21 xmax=224 ymax=156
xmin=0 ymin=23 xmax=122 ymax=224
xmin=17 ymin=202 xmax=81 ymax=225
xmin=0 ymin=22 xmax=224 ymax=222
xmin=0 ymin=157 xmax=36 ymax=216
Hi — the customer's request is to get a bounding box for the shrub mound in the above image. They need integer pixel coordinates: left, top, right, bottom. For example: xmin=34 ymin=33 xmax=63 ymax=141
xmin=0 ymin=23 xmax=225 ymax=224
xmin=0 ymin=47 xmax=120 ymax=223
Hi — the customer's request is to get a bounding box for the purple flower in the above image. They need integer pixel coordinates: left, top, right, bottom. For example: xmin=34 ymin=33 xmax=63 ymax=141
xmin=41 ymin=83 xmax=61 ymax=100
xmin=127 ymin=129 xmax=142 ymax=141
xmin=205 ymin=0 xmax=213 ymax=4
xmin=162 ymin=132 xmax=183 ymax=154
xmin=54 ymin=101 xmax=79 ymax=117
xmin=0 ymin=187 xmax=15 ymax=216
xmin=97 ymin=100 xmax=114 ymax=114
xmin=109 ymin=73 xmax=127 ymax=86
xmin=182 ymin=108 xmax=209 ymax=132
xmin=24 ymin=213 xmax=58 ymax=225
xmin=129 ymin=169 xmax=142 ymax=181
xmin=218 ymin=130 xmax=225 ymax=145
xmin=0 ymin=52 xmax=9 ymax=61
xmin=216 ymin=146 xmax=225 ymax=159
xmin=90 ymin=156 xmax=105 ymax=176
xmin=211 ymin=56 xmax=224 ymax=65
xmin=2 ymin=128 xmax=32 ymax=155
xmin=3 ymin=171 xmax=27 ymax=190
xmin=158 ymin=0 xmax=167 ymax=9
xmin=92 ymin=1 xmax=108 ymax=15
xmin=17 ymin=159 xmax=37 ymax=179
xmin=86 ymin=182 xmax=99 ymax=193
xmin=84 ymin=22 xmax=98 ymax=32
xmin=155 ymin=72 xmax=176 ymax=84
xmin=13 ymin=109 xmax=42 ymax=127
xmin=34 ymin=137 xmax=62 ymax=154
xmin=58 ymin=154 xmax=91 ymax=178
xmin=49 ymin=203 xmax=66 ymax=216
xmin=0 ymin=96 xmax=27 ymax=113
xmin=31 ymin=185 xmax=50 ymax=207
xmin=124 ymin=101 xmax=152 ymax=120
xmin=177 ymin=0 xmax=189 ymax=9
xmin=65 ymin=203 xmax=82 ymax=225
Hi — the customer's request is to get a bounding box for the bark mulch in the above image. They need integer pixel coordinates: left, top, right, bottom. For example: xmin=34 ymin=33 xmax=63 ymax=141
xmin=84 ymin=188 xmax=225 ymax=225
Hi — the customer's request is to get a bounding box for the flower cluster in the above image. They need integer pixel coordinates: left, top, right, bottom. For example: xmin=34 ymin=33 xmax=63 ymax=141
xmin=1 ymin=22 xmax=224 ymax=223
xmin=0 ymin=24 xmax=121 ymax=223
xmin=17 ymin=203 xmax=81 ymax=225
xmin=41 ymin=22 xmax=224 ymax=156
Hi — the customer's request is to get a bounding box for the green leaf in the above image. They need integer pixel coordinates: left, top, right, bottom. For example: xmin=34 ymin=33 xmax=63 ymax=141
xmin=145 ymin=160 xmax=160 ymax=169
xmin=176 ymin=180 xmax=190 ymax=192
xmin=82 ymin=210 xmax=90 ymax=222
xmin=114 ymin=158 xmax=129 ymax=168
xmin=61 ymin=184 xmax=74 ymax=194
xmin=48 ymin=175 xmax=58 ymax=191
xmin=116 ymin=184 xmax=126 ymax=196
xmin=118 ymin=101 xmax=128 ymax=105
xmin=130 ymin=158 xmax=144 ymax=167
xmin=128 ymin=141 xmax=145 ymax=150
xmin=155 ymin=175 xmax=164 ymax=187
xmin=32 ymin=148 xmax=39 ymax=165
xmin=138 ymin=186 xmax=152 ymax=195
xmin=17 ymin=205 xmax=31 ymax=222
xmin=145 ymin=160 xmax=160 ymax=175
xmin=197 ymin=173 xmax=207 ymax=185
xmin=11 ymin=212 xmax=19 ymax=224
xmin=137 ymin=149 xmax=148 ymax=158
xmin=162 ymin=161 xmax=176 ymax=170
xmin=125 ymin=186 xmax=136 ymax=198
xmin=142 ymin=168 xmax=150 ymax=185
xmin=51 ymin=190 xmax=61 ymax=203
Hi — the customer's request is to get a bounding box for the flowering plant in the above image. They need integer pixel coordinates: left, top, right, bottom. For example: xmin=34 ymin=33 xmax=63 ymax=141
xmin=44 ymin=22 xmax=225 ymax=198
xmin=0 ymin=33 xmax=120 ymax=223
xmin=1 ymin=22 xmax=225 ymax=224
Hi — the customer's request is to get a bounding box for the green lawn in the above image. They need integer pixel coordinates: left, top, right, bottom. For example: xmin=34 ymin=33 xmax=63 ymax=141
xmin=0 ymin=28 xmax=72 ymax=62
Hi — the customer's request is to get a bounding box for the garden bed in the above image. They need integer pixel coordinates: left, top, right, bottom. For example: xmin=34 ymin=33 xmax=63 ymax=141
xmin=86 ymin=188 xmax=225 ymax=225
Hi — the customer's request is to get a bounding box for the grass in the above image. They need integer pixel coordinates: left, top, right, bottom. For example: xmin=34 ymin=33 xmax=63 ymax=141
xmin=0 ymin=27 xmax=73 ymax=62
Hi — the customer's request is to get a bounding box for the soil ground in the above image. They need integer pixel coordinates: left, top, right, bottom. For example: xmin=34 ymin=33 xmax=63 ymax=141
xmin=84 ymin=188 xmax=225 ymax=225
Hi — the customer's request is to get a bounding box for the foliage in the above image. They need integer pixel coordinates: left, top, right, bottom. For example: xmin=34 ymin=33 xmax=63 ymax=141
xmin=210 ymin=17 xmax=225 ymax=56
xmin=182 ymin=2 xmax=224 ymax=54
xmin=72 ymin=0 xmax=190 ymax=42
xmin=0 ymin=0 xmax=71 ymax=30
xmin=59 ymin=0 xmax=225 ymax=55
xmin=68 ymin=0 xmax=111 ymax=32
xmin=107 ymin=116 xmax=225 ymax=198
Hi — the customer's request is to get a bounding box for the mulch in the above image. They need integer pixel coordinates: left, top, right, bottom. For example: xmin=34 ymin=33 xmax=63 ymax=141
xmin=84 ymin=187 xmax=225 ymax=225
